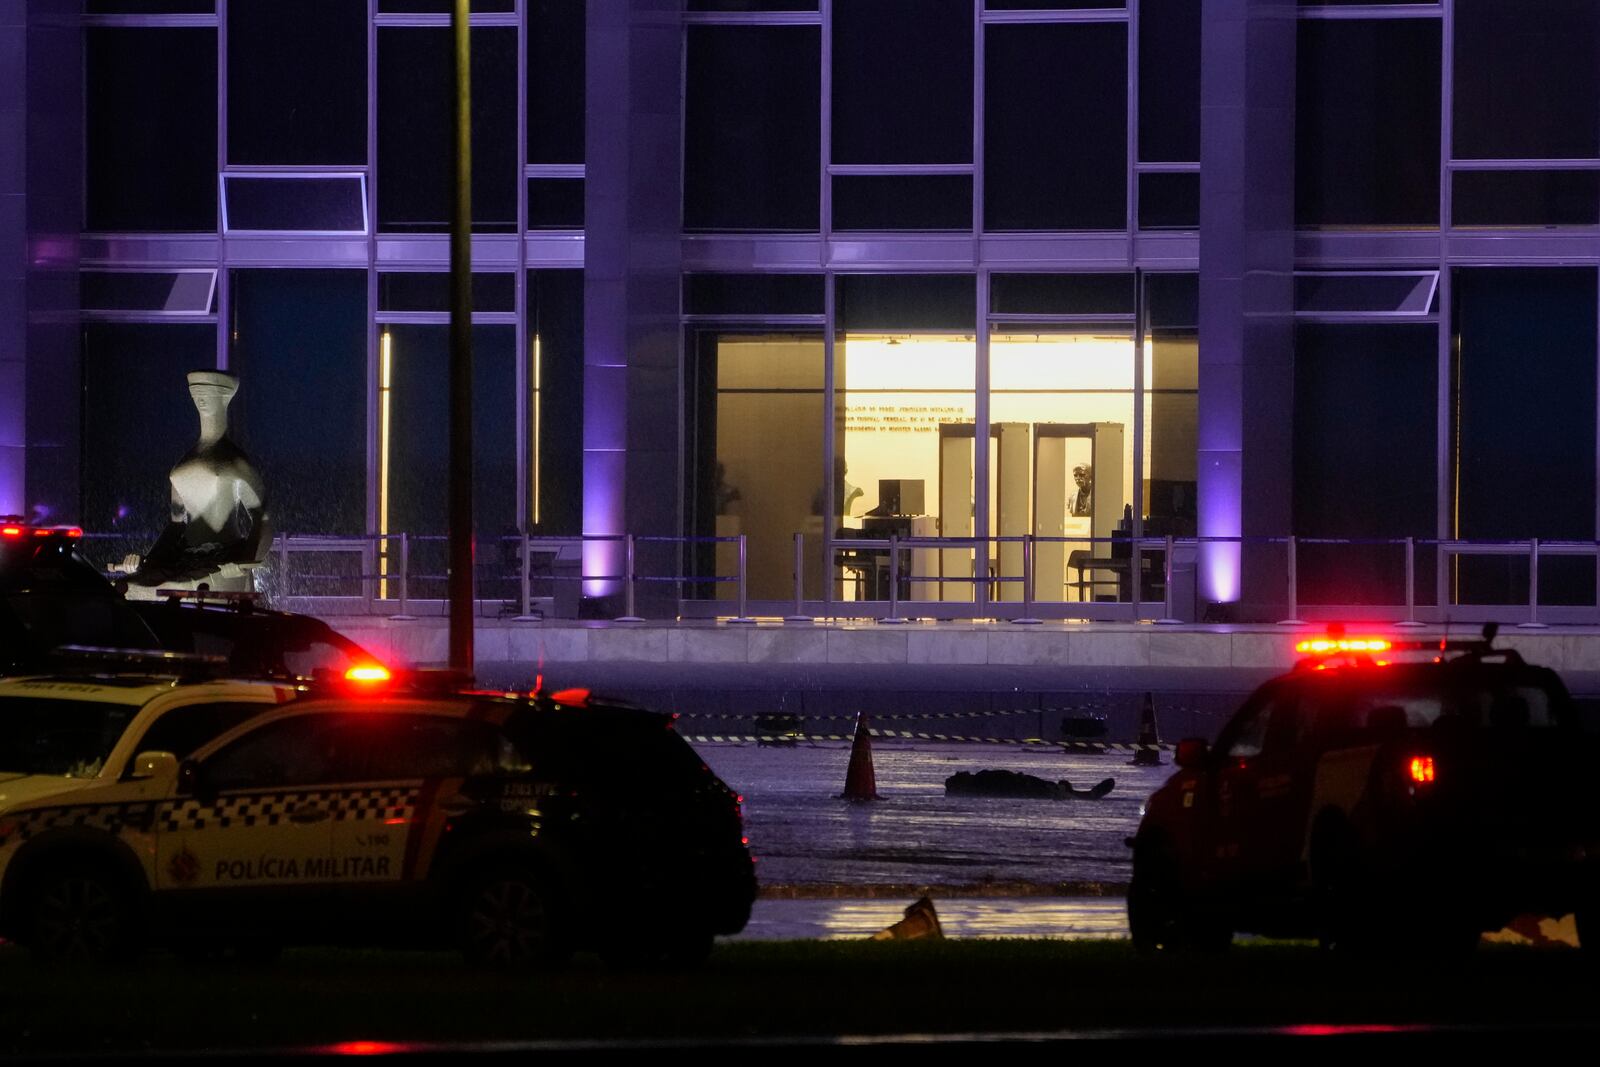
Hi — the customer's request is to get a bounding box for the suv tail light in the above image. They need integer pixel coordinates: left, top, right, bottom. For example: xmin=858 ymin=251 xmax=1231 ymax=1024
xmin=1408 ymin=755 xmax=1436 ymax=785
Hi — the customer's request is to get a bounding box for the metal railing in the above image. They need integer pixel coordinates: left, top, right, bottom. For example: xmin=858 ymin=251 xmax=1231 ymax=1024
xmin=81 ymin=529 xmax=1600 ymax=626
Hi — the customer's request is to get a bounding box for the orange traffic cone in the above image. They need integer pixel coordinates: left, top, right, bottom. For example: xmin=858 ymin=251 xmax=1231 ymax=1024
xmin=1131 ymin=692 xmax=1162 ymax=766
xmin=841 ymin=711 xmax=879 ymax=801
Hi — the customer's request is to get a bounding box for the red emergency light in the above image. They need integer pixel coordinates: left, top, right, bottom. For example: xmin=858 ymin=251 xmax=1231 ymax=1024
xmin=1296 ymin=637 xmax=1393 ymax=656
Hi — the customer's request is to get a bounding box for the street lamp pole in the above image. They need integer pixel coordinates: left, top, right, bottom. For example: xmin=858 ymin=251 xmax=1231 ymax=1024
xmin=448 ymin=0 xmax=475 ymax=674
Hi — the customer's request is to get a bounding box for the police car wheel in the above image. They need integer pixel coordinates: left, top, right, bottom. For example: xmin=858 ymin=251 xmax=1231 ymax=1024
xmin=30 ymin=866 xmax=135 ymax=965
xmin=1129 ymin=840 xmax=1227 ymax=953
xmin=459 ymin=869 xmax=567 ymax=969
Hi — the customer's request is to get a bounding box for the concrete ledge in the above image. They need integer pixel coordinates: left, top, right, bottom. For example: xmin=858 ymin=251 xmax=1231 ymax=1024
xmin=322 ymin=617 xmax=1600 ymax=683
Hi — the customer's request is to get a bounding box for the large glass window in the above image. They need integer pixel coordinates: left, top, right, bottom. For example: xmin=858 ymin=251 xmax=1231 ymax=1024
xmin=228 ymin=270 xmax=367 ymax=536
xmin=528 ymin=270 xmax=585 ymax=535
xmin=832 ymin=0 xmax=971 ymax=165
xmin=688 ymin=333 xmax=826 ymax=603
xmin=1293 ymin=324 xmax=1437 ymax=606
xmin=1453 ymin=269 xmax=1597 ymax=607
xmin=985 ymin=23 xmax=1126 ymax=231
xmin=227 ymin=0 xmax=365 ymax=165
xmin=836 ymin=275 xmax=976 ymax=603
xmin=1138 ymin=0 xmax=1200 ymax=164
xmin=81 ymin=324 xmax=218 ymax=558
xmin=382 ymin=325 xmax=519 ymax=598
xmin=86 ymin=28 xmax=217 ymax=232
xmin=684 ymin=26 xmax=820 ymax=231
xmin=378 ymin=27 xmax=518 ymax=232
xmin=1296 ymin=18 xmax=1440 ymax=228
xmin=1454 ymin=0 xmax=1600 ymax=161
xmin=527 ymin=0 xmax=586 ymax=164
xmin=1144 ymin=273 xmax=1197 ymax=539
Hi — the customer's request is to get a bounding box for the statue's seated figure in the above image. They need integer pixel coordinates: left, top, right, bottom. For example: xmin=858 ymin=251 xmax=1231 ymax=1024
xmin=123 ymin=370 xmax=271 ymax=595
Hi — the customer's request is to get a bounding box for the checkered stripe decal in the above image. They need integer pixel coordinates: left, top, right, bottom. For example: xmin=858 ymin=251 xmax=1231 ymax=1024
xmin=332 ymin=787 xmax=417 ymax=823
xmin=159 ymin=787 xmax=422 ymax=832
xmin=6 ymin=804 xmax=151 ymax=845
xmin=5 ymin=786 xmax=425 ymax=842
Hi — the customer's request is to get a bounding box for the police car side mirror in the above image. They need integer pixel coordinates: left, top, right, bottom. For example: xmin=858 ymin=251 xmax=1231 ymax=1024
xmin=1174 ymin=738 xmax=1209 ymax=769
xmin=131 ymin=751 xmax=179 ymax=781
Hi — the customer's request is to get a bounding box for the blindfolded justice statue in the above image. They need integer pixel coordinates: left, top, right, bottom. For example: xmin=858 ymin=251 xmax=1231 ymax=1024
xmin=120 ymin=370 xmax=271 ymax=597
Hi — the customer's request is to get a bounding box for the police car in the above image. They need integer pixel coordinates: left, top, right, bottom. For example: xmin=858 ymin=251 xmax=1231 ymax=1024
xmin=0 ymin=659 xmax=755 ymax=966
xmin=1128 ymin=627 xmax=1599 ymax=954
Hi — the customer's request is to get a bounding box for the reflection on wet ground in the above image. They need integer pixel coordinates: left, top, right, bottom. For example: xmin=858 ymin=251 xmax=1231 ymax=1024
xmin=692 ymin=741 xmax=1171 ymax=889
xmin=733 ymin=896 xmax=1129 ymax=941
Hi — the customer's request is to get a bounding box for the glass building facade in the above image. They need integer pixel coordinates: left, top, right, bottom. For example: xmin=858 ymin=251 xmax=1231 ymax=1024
xmin=3 ymin=0 xmax=1600 ymax=620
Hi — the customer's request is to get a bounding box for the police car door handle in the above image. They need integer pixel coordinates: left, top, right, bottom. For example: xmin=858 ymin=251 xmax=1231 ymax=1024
xmin=438 ymin=797 xmax=474 ymax=816
xmin=288 ymin=805 xmax=330 ymax=824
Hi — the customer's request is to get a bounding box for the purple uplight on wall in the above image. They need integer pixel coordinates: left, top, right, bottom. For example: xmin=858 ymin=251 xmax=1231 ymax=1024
xmin=1198 ymin=450 xmax=1242 ymax=604
xmin=581 ymin=453 xmax=623 ymax=598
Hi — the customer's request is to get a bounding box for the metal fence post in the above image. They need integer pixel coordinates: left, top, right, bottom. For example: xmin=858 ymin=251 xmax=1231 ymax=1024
xmin=1131 ymin=535 xmax=1143 ymax=621
xmin=881 ymin=534 xmax=907 ymax=624
xmin=1278 ymin=536 xmax=1306 ymax=626
xmin=784 ymin=532 xmax=812 ymax=623
xmin=1014 ymin=535 xmax=1041 ymax=624
xmin=275 ymin=534 xmax=289 ymax=604
xmin=1519 ymin=537 xmax=1549 ymax=629
xmin=513 ymin=533 xmax=540 ymax=621
xmin=617 ymin=534 xmax=644 ymax=622
xmin=392 ymin=532 xmax=415 ymax=620
xmin=1156 ymin=534 xmax=1181 ymax=625
xmin=730 ymin=534 xmax=757 ymax=624
xmin=1396 ymin=536 xmax=1424 ymax=628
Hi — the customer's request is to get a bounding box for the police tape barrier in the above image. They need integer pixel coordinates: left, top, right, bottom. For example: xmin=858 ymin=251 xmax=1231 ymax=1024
xmin=674 ymin=704 xmax=1208 ymax=723
xmin=680 ymin=730 xmax=1173 ymax=752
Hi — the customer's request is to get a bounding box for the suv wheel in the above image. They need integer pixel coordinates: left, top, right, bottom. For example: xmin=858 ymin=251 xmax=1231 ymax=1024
xmin=1128 ymin=839 xmax=1230 ymax=953
xmin=459 ymin=868 xmax=568 ymax=969
xmin=30 ymin=865 xmax=136 ymax=965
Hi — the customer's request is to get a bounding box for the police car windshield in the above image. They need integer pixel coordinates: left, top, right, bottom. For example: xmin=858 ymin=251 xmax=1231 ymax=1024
xmin=0 ymin=696 xmax=138 ymax=778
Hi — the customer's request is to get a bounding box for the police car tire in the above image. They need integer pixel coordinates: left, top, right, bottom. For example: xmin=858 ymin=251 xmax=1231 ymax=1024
xmin=458 ymin=867 xmax=568 ymax=970
xmin=1128 ymin=839 xmax=1229 ymax=954
xmin=29 ymin=864 xmax=138 ymax=965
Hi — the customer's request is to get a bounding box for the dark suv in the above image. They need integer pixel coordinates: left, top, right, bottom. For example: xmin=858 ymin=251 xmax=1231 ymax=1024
xmin=1128 ymin=631 xmax=1598 ymax=953
xmin=1 ymin=519 xmax=377 ymax=680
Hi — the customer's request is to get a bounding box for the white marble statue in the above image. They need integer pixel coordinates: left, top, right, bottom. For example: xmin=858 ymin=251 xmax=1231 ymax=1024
xmin=122 ymin=370 xmax=271 ymax=596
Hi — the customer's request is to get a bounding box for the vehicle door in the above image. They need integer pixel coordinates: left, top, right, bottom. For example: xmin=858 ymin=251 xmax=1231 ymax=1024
xmin=1209 ymin=682 xmax=1299 ymax=892
xmin=321 ymin=711 xmax=526 ymax=914
xmin=1232 ymin=681 xmax=1326 ymax=891
xmin=153 ymin=712 xmax=338 ymax=915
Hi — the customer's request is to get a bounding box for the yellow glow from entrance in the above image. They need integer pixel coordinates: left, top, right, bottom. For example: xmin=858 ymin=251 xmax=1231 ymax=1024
xmin=378 ymin=330 xmax=393 ymax=599
xmin=532 ymin=334 xmax=541 ymax=526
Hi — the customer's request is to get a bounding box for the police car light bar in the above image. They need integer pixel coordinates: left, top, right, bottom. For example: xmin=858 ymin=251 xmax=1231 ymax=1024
xmin=1296 ymin=637 xmax=1393 ymax=656
xmin=0 ymin=522 xmax=81 ymax=540
xmin=345 ymin=664 xmax=392 ymax=684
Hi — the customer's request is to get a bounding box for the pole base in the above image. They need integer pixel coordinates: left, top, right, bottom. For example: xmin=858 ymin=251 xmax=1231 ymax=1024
xmin=783 ymin=615 xmax=814 ymax=624
xmin=1011 ymin=617 xmax=1043 ymax=625
xmin=727 ymin=616 xmax=759 ymax=625
xmin=878 ymin=616 xmax=908 ymax=625
xmin=614 ymin=615 xmax=645 ymax=624
xmin=1394 ymin=619 xmax=1427 ymax=628
xmin=390 ymin=614 xmax=417 ymax=622
xmin=1277 ymin=619 xmax=1307 ymax=627
xmin=1517 ymin=621 xmax=1550 ymax=629
xmin=1154 ymin=617 xmax=1182 ymax=625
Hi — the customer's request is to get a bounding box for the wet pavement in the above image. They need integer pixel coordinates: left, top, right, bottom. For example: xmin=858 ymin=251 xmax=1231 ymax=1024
xmin=691 ymin=740 xmax=1172 ymax=890
xmin=689 ymin=739 xmax=1169 ymax=938
xmin=732 ymin=896 xmax=1129 ymax=941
